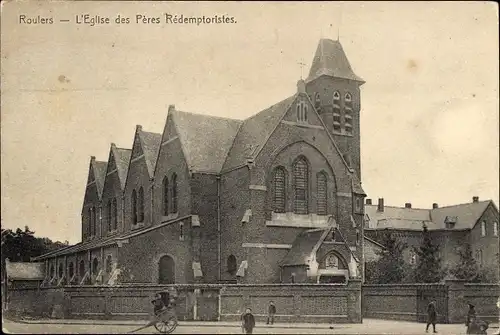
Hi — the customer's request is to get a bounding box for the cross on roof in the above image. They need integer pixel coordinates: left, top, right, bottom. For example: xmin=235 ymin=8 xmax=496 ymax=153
xmin=298 ymin=60 xmax=306 ymax=79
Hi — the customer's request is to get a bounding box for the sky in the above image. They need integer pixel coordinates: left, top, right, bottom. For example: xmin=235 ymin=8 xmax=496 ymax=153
xmin=1 ymin=1 xmax=498 ymax=244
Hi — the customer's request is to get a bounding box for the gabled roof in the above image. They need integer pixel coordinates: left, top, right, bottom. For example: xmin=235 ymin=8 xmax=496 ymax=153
xmin=140 ymin=130 xmax=162 ymax=177
xmin=170 ymin=109 xmax=243 ymax=173
xmin=93 ymin=160 xmax=107 ymax=198
xmin=113 ymin=146 xmax=132 ymax=190
xmin=281 ymin=228 xmax=327 ymax=267
xmin=365 ymin=200 xmax=495 ymax=231
xmin=5 ymin=260 xmax=45 ymax=280
xmin=306 ymin=39 xmax=364 ymax=84
xmin=222 ymin=95 xmax=297 ymax=171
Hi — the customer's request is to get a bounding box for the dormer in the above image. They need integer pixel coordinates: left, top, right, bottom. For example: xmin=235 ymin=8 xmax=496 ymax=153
xmin=444 ymin=216 xmax=457 ymax=229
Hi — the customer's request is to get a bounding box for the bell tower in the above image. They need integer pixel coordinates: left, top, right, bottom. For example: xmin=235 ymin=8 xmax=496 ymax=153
xmin=305 ymin=39 xmax=364 ymax=179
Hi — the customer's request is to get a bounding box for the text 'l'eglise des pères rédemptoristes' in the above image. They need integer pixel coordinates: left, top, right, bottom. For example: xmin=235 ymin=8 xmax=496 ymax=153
xmin=18 ymin=14 xmax=237 ymax=26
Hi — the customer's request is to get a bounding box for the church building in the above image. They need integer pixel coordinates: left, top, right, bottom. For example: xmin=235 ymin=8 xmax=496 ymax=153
xmin=33 ymin=38 xmax=367 ymax=285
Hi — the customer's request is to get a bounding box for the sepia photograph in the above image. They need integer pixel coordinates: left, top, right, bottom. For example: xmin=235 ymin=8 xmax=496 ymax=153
xmin=1 ymin=1 xmax=499 ymax=334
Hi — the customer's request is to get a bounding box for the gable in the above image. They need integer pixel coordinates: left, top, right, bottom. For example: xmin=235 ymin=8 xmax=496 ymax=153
xmin=131 ymin=130 xmax=144 ymax=160
xmin=282 ymin=93 xmax=324 ymax=128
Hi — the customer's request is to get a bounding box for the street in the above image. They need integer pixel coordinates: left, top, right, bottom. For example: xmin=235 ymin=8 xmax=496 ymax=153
xmin=2 ymin=318 xmax=489 ymax=334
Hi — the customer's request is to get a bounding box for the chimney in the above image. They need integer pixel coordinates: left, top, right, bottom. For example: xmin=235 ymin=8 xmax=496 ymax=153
xmin=366 ymin=199 xmax=372 ymax=205
xmin=405 ymin=203 xmax=412 ymax=209
xmin=377 ymin=198 xmax=384 ymax=212
xmin=297 ymin=79 xmax=306 ymax=94
xmin=432 ymin=203 xmax=439 ymax=209
xmin=136 ymin=125 xmax=143 ymax=131
xmin=472 ymin=196 xmax=479 ymax=203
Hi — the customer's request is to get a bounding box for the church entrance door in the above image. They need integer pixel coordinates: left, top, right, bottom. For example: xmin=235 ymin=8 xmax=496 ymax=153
xmin=158 ymin=255 xmax=175 ymax=284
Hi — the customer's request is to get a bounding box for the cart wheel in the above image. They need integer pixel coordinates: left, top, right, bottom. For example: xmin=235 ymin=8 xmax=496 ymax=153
xmin=154 ymin=316 xmax=178 ymax=334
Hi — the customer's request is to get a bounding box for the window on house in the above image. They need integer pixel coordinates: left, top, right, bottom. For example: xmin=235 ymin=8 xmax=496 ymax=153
xmin=273 ymin=167 xmax=286 ymax=213
xmin=92 ymin=206 xmax=97 ymax=237
xmin=131 ymin=189 xmax=137 ymax=225
xmin=107 ymin=200 xmax=112 ymax=232
xmin=314 ymin=93 xmax=320 ymax=108
xmin=171 ymin=174 xmax=178 ymax=213
xmin=356 ymin=230 xmax=360 ymax=245
xmin=106 ymin=255 xmax=112 ymax=273
xmin=355 ymin=197 xmax=363 ymax=213
xmin=87 ymin=207 xmax=92 ymax=237
xmin=50 ymin=265 xmax=55 ymax=279
xmin=494 ymin=222 xmax=498 ymax=237
xmin=293 ymin=157 xmax=309 ymax=214
xmin=291 ymin=273 xmax=296 ymax=283
xmin=112 ymin=198 xmax=118 ymax=230
xmin=79 ymin=260 xmax=85 ymax=278
xmin=481 ymin=221 xmax=486 ymax=237
xmin=476 ymin=250 xmax=483 ymax=266
xmin=317 ymin=172 xmax=327 ymax=215
xmin=227 ymin=255 xmax=237 ymax=275
xmin=344 ymin=92 xmax=353 ymax=135
xmin=179 ymin=222 xmax=184 ymax=241
xmin=58 ymin=263 xmax=63 ymax=278
xmin=138 ymin=187 xmax=144 ymax=222
xmin=162 ymin=176 xmax=169 ymax=216
xmin=409 ymin=250 xmax=417 ymax=265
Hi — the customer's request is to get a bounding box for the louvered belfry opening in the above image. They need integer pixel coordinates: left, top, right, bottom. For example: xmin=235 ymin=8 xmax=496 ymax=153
xmin=317 ymin=172 xmax=328 ymax=215
xmin=294 ymin=158 xmax=309 ymax=214
xmin=273 ymin=167 xmax=286 ymax=213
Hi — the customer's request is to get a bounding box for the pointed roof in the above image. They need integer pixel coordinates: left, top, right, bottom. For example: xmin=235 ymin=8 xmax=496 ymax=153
xmin=113 ymin=146 xmax=132 ymax=190
xmin=281 ymin=228 xmax=327 ymax=267
xmin=93 ymin=160 xmax=107 ymax=198
xmin=138 ymin=129 xmax=162 ymax=177
xmin=306 ymin=39 xmax=364 ymax=84
xmin=222 ymin=95 xmax=297 ymax=171
xmin=170 ymin=109 xmax=243 ymax=173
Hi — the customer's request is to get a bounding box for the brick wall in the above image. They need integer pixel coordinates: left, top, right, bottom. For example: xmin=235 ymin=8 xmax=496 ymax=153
xmin=219 ymin=280 xmax=362 ymax=323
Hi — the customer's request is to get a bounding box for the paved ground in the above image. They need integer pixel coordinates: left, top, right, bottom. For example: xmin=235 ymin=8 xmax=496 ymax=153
xmin=3 ymin=318 xmax=499 ymax=334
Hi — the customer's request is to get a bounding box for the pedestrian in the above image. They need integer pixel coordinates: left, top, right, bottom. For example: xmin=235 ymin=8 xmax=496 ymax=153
xmin=266 ymin=300 xmax=276 ymax=325
xmin=241 ymin=307 xmax=256 ymax=334
xmin=466 ymin=303 xmax=490 ymax=335
xmin=426 ymin=300 xmax=437 ymax=333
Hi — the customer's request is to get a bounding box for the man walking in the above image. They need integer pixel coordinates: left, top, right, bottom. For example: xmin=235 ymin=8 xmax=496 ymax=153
xmin=266 ymin=301 xmax=276 ymax=325
xmin=426 ymin=300 xmax=438 ymax=333
xmin=241 ymin=307 xmax=256 ymax=334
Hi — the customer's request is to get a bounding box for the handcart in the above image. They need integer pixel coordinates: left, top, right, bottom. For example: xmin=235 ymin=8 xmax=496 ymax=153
xmin=129 ymin=291 xmax=178 ymax=334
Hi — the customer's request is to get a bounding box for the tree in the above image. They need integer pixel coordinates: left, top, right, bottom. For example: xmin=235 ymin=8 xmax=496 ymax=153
xmin=365 ymin=232 xmax=410 ymax=284
xmin=414 ymin=225 xmax=445 ymax=283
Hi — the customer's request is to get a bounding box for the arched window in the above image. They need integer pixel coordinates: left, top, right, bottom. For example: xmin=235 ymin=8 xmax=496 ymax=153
xmin=317 ymin=172 xmax=328 ymax=215
xmin=333 ymin=91 xmax=341 ymax=132
xmin=87 ymin=207 xmax=92 ymax=237
xmin=296 ymin=101 xmax=308 ymax=122
xmin=494 ymin=221 xmax=498 ymax=237
xmin=92 ymin=258 xmax=99 ymax=276
xmin=112 ymin=198 xmax=118 ymax=230
xmin=293 ymin=157 xmax=309 ymax=214
xmin=79 ymin=260 xmax=85 ymax=278
xmin=68 ymin=262 xmax=74 ymax=279
xmin=344 ymin=92 xmax=353 ymax=135
xmin=171 ymin=174 xmax=178 ymax=213
xmin=409 ymin=250 xmax=417 ymax=265
xmin=107 ymin=200 xmax=112 ymax=232
xmin=314 ymin=93 xmax=320 ymax=108
xmin=58 ymin=263 xmax=63 ymax=278
xmin=92 ymin=206 xmax=97 ymax=237
xmin=106 ymin=255 xmax=113 ymax=273
xmin=227 ymin=255 xmax=237 ymax=275
xmin=162 ymin=176 xmax=169 ymax=216
xmin=50 ymin=265 xmax=55 ymax=279
xmin=131 ymin=189 xmax=137 ymax=225
xmin=158 ymin=255 xmax=175 ymax=284
xmin=273 ymin=167 xmax=286 ymax=213
xmin=138 ymin=187 xmax=144 ymax=222
xmin=481 ymin=221 xmax=486 ymax=237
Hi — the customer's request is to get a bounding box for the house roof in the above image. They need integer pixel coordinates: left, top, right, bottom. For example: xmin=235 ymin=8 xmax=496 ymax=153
xmin=113 ymin=146 xmax=132 ymax=190
xmin=170 ymin=110 xmax=243 ymax=173
xmin=139 ymin=130 xmax=162 ymax=177
xmin=281 ymin=228 xmax=327 ymax=267
xmin=306 ymin=39 xmax=364 ymax=84
xmin=93 ymin=160 xmax=107 ymax=198
xmin=364 ymin=236 xmax=386 ymax=250
xmin=222 ymin=95 xmax=297 ymax=171
xmin=365 ymin=200 xmax=494 ymax=231
xmin=5 ymin=260 xmax=45 ymax=280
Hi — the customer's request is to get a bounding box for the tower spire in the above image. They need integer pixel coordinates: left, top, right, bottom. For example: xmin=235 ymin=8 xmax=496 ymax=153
xmin=298 ymin=59 xmax=306 ymax=80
